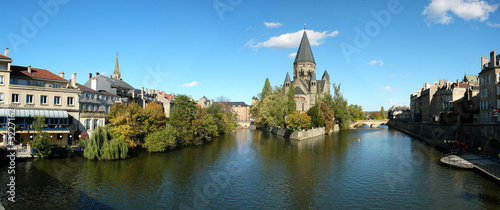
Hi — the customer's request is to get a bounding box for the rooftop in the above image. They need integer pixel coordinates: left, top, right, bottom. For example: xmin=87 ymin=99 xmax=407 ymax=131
xmin=10 ymin=65 xmax=67 ymax=82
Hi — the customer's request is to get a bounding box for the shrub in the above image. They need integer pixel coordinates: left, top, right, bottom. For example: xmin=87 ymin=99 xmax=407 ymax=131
xmin=84 ymin=126 xmax=128 ymax=160
xmin=143 ymin=124 xmax=177 ymax=152
xmin=286 ymin=111 xmax=311 ymax=130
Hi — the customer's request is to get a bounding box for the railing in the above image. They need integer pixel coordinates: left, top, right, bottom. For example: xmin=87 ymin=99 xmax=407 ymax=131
xmin=474 ymin=161 xmax=500 ymax=179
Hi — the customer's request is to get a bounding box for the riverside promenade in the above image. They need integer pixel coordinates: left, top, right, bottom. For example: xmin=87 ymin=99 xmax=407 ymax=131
xmin=388 ymin=120 xmax=500 ymax=183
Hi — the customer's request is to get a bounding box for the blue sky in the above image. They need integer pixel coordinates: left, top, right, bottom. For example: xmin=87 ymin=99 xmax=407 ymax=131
xmin=1 ymin=0 xmax=499 ymax=111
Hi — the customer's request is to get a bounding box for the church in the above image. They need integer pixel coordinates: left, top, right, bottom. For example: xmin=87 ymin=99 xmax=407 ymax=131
xmin=284 ymin=29 xmax=331 ymax=112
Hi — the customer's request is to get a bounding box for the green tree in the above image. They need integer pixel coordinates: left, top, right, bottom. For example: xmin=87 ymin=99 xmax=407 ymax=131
xmin=328 ymin=83 xmax=353 ymax=129
xmin=84 ymin=126 xmax=128 ymax=160
xmin=143 ymin=124 xmax=177 ymax=152
xmin=260 ymin=86 xmax=287 ymax=127
xmin=107 ymin=102 xmax=142 ymax=148
xmin=348 ymin=104 xmax=365 ymax=120
xmin=380 ymin=106 xmax=385 ymax=119
xmin=207 ymin=101 xmax=237 ymax=135
xmin=306 ymin=105 xmax=323 ymax=128
xmin=286 ymin=85 xmax=296 ymax=114
xmin=261 ymin=77 xmax=272 ymax=101
xmin=31 ymin=116 xmax=51 ymax=158
xmin=170 ymin=95 xmax=199 ymax=146
xmin=286 ymin=111 xmax=311 ymax=130
xmin=369 ymin=112 xmax=383 ymax=120
xmin=140 ymin=102 xmax=167 ymax=134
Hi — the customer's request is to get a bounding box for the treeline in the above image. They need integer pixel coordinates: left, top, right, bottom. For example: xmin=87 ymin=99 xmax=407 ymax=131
xmin=250 ymin=78 xmax=364 ymax=131
xmin=81 ymin=95 xmax=237 ymax=160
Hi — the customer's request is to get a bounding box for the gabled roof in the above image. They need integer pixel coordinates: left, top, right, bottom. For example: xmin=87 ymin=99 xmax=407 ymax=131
xmin=294 ymin=30 xmax=315 ymax=64
xmin=295 ymin=86 xmax=306 ymax=95
xmin=76 ymin=83 xmax=119 ymax=97
xmin=225 ymin=102 xmax=249 ymax=107
xmin=322 ymin=70 xmax=330 ymax=81
xmin=463 ymin=74 xmax=478 ymax=84
xmin=285 ymin=72 xmax=291 ymax=82
xmin=0 ymin=54 xmax=11 ymax=60
xmin=10 ymin=65 xmax=67 ymax=82
xmin=85 ymin=75 xmax=135 ymax=90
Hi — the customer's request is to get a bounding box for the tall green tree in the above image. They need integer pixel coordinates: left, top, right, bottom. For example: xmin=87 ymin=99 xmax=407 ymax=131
xmin=107 ymin=102 xmax=143 ymax=148
xmin=31 ymin=116 xmax=51 ymax=158
xmin=140 ymin=102 xmax=167 ymax=134
xmin=286 ymin=85 xmax=296 ymax=114
xmin=261 ymin=77 xmax=272 ymax=101
xmin=306 ymin=105 xmax=323 ymax=128
xmin=380 ymin=106 xmax=385 ymax=119
xmin=169 ymin=95 xmax=199 ymax=146
xmin=328 ymin=83 xmax=353 ymax=129
xmin=320 ymin=102 xmax=335 ymax=132
xmin=349 ymin=104 xmax=365 ymax=120
xmin=260 ymin=86 xmax=287 ymax=127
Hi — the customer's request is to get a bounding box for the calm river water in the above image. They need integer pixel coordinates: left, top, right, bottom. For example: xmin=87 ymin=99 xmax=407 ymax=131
xmin=1 ymin=128 xmax=500 ymax=209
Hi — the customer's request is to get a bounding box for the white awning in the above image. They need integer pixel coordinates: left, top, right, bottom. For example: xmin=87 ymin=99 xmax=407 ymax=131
xmin=0 ymin=109 xmax=68 ymax=118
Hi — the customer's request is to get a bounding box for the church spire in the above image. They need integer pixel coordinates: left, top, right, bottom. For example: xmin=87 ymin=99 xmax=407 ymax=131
xmin=113 ymin=52 xmax=121 ymax=80
xmin=294 ymin=29 xmax=315 ymax=64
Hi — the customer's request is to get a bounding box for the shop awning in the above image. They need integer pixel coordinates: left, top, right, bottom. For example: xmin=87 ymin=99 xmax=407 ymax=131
xmin=0 ymin=109 xmax=68 ymax=118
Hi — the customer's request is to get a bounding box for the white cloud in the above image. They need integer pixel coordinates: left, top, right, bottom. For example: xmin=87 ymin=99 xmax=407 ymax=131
xmin=288 ymin=52 xmax=297 ymax=59
xmin=264 ymin=22 xmax=283 ymax=29
xmin=100 ymin=71 xmax=107 ymax=75
xmin=368 ymin=60 xmax=384 ymax=66
xmin=380 ymin=86 xmax=391 ymax=90
xmin=422 ymin=0 xmax=498 ymax=24
xmin=152 ymin=80 xmax=160 ymax=83
xmin=486 ymin=22 xmax=500 ymax=27
xmin=180 ymin=81 xmax=199 ymax=87
xmin=246 ymin=29 xmax=339 ymax=49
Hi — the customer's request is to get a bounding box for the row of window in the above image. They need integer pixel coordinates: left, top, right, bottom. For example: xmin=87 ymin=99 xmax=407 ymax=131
xmin=0 ymin=93 xmax=74 ymax=105
xmin=81 ymin=103 xmax=111 ymax=113
xmin=84 ymin=93 xmax=118 ymax=101
xmin=480 ymin=73 xmax=500 ymax=85
xmin=480 ymin=100 xmax=491 ymax=110
xmin=84 ymin=119 xmax=104 ymax=130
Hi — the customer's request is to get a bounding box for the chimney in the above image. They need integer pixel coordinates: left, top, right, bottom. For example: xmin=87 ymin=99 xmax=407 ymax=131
xmin=95 ymin=72 xmax=99 ymax=76
xmin=481 ymin=56 xmax=489 ymax=70
xmin=91 ymin=78 xmax=97 ymax=90
xmin=4 ymin=47 xmax=8 ymax=57
xmin=59 ymin=72 xmax=65 ymax=79
xmin=88 ymin=73 xmax=92 ymax=80
xmin=141 ymin=87 xmax=144 ymax=99
xmin=490 ymin=50 xmax=497 ymax=67
xmin=146 ymin=88 xmax=149 ymax=96
xmin=28 ymin=65 xmax=32 ymax=73
xmin=71 ymin=73 xmax=77 ymax=88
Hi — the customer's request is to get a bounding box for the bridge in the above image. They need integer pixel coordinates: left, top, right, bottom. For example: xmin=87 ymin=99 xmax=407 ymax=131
xmin=350 ymin=119 xmax=389 ymax=128
xmin=236 ymin=121 xmax=252 ymax=128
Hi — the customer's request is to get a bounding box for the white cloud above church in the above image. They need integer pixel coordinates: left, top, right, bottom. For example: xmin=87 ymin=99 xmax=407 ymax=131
xmin=246 ymin=29 xmax=339 ymax=49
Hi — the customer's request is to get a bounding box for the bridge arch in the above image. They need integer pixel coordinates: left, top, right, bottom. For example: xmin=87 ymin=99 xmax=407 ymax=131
xmin=485 ymin=138 xmax=500 ymax=159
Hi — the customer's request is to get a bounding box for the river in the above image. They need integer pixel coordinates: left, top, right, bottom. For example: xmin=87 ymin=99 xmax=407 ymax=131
xmin=1 ymin=128 xmax=500 ymax=209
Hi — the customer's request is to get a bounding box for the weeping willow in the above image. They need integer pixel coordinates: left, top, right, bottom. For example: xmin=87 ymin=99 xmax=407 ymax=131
xmin=84 ymin=126 xmax=128 ymax=160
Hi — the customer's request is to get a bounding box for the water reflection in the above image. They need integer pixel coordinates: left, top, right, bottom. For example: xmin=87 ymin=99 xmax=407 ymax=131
xmin=1 ymin=128 xmax=499 ymax=209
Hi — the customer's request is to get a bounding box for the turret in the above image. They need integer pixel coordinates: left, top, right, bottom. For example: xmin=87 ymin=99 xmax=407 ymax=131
xmin=284 ymin=72 xmax=291 ymax=93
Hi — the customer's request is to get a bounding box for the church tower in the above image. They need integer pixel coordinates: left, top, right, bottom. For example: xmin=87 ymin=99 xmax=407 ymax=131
xmin=113 ymin=52 xmax=121 ymax=80
xmin=293 ymin=29 xmax=316 ymax=84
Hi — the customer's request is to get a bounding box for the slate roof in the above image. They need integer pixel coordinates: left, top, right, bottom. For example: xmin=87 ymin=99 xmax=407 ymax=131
xmin=77 ymin=83 xmax=119 ymax=97
xmin=285 ymin=72 xmax=291 ymax=82
xmin=294 ymin=30 xmax=315 ymax=64
xmin=10 ymin=65 xmax=67 ymax=81
xmin=84 ymin=75 xmax=135 ymax=90
xmin=463 ymin=74 xmax=478 ymax=84
xmin=322 ymin=70 xmax=330 ymax=81
xmin=317 ymin=80 xmax=325 ymax=92
xmin=295 ymin=86 xmax=306 ymax=95
xmin=225 ymin=102 xmax=249 ymax=107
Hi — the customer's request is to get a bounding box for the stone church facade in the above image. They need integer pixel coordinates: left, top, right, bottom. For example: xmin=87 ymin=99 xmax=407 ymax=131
xmin=284 ymin=29 xmax=330 ymax=112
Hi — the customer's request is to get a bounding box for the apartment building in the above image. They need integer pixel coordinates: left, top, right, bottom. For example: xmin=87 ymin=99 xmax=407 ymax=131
xmin=479 ymin=50 xmax=500 ymax=124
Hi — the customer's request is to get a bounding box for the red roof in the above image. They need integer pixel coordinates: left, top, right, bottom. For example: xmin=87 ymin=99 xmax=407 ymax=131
xmin=160 ymin=92 xmax=175 ymax=100
xmin=10 ymin=65 xmax=67 ymax=82
xmin=0 ymin=54 xmax=11 ymax=59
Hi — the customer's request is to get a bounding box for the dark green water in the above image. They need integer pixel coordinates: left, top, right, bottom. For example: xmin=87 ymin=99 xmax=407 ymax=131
xmin=1 ymin=128 xmax=500 ymax=209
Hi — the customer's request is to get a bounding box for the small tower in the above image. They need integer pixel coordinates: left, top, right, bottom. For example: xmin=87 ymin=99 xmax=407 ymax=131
xmin=112 ymin=52 xmax=121 ymax=80
xmin=284 ymin=72 xmax=292 ymax=93
xmin=310 ymin=71 xmax=317 ymax=96
xmin=322 ymin=69 xmax=330 ymax=94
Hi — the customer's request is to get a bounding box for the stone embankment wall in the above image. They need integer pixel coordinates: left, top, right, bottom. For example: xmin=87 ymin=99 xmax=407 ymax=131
xmin=260 ymin=125 xmax=326 ymax=140
xmin=388 ymin=120 xmax=500 ymax=155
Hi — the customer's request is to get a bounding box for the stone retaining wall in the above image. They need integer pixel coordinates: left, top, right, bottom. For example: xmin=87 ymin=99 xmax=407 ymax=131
xmin=260 ymin=125 xmax=325 ymax=140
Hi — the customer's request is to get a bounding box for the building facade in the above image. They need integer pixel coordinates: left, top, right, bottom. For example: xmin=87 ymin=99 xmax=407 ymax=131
xmin=283 ymin=29 xmax=330 ymax=112
xmin=226 ymin=102 xmax=251 ymax=121
xmin=77 ymin=84 xmax=121 ymax=136
xmin=0 ymin=48 xmax=80 ymax=146
xmin=479 ymin=50 xmax=500 ymax=124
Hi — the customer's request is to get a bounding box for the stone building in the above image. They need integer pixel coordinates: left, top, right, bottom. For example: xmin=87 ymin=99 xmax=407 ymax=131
xmin=198 ymin=96 xmax=213 ymax=108
xmin=0 ymin=47 xmax=80 ymax=146
xmin=283 ymin=29 xmax=330 ymax=112
xmin=479 ymin=50 xmax=500 ymax=124
xmin=225 ymin=102 xmax=251 ymax=121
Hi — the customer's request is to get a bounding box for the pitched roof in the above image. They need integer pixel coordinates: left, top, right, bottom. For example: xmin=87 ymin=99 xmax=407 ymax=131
xmin=463 ymin=74 xmax=478 ymax=84
xmin=294 ymin=30 xmax=315 ymax=64
xmin=322 ymin=70 xmax=330 ymax=81
xmin=317 ymin=80 xmax=325 ymax=92
xmin=225 ymin=102 xmax=249 ymax=107
xmin=285 ymin=72 xmax=291 ymax=82
xmin=295 ymin=86 xmax=306 ymax=95
xmin=0 ymin=54 xmax=11 ymax=60
xmin=76 ymin=83 xmax=119 ymax=97
xmin=91 ymin=75 xmax=135 ymax=90
xmin=10 ymin=65 xmax=67 ymax=82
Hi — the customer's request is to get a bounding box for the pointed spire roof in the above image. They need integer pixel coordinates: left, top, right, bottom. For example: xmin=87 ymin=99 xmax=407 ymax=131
xmin=294 ymin=30 xmax=315 ymax=64
xmin=322 ymin=69 xmax=330 ymax=81
xmin=310 ymin=71 xmax=316 ymax=81
xmin=285 ymin=72 xmax=291 ymax=82
xmin=113 ymin=52 xmax=121 ymax=80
